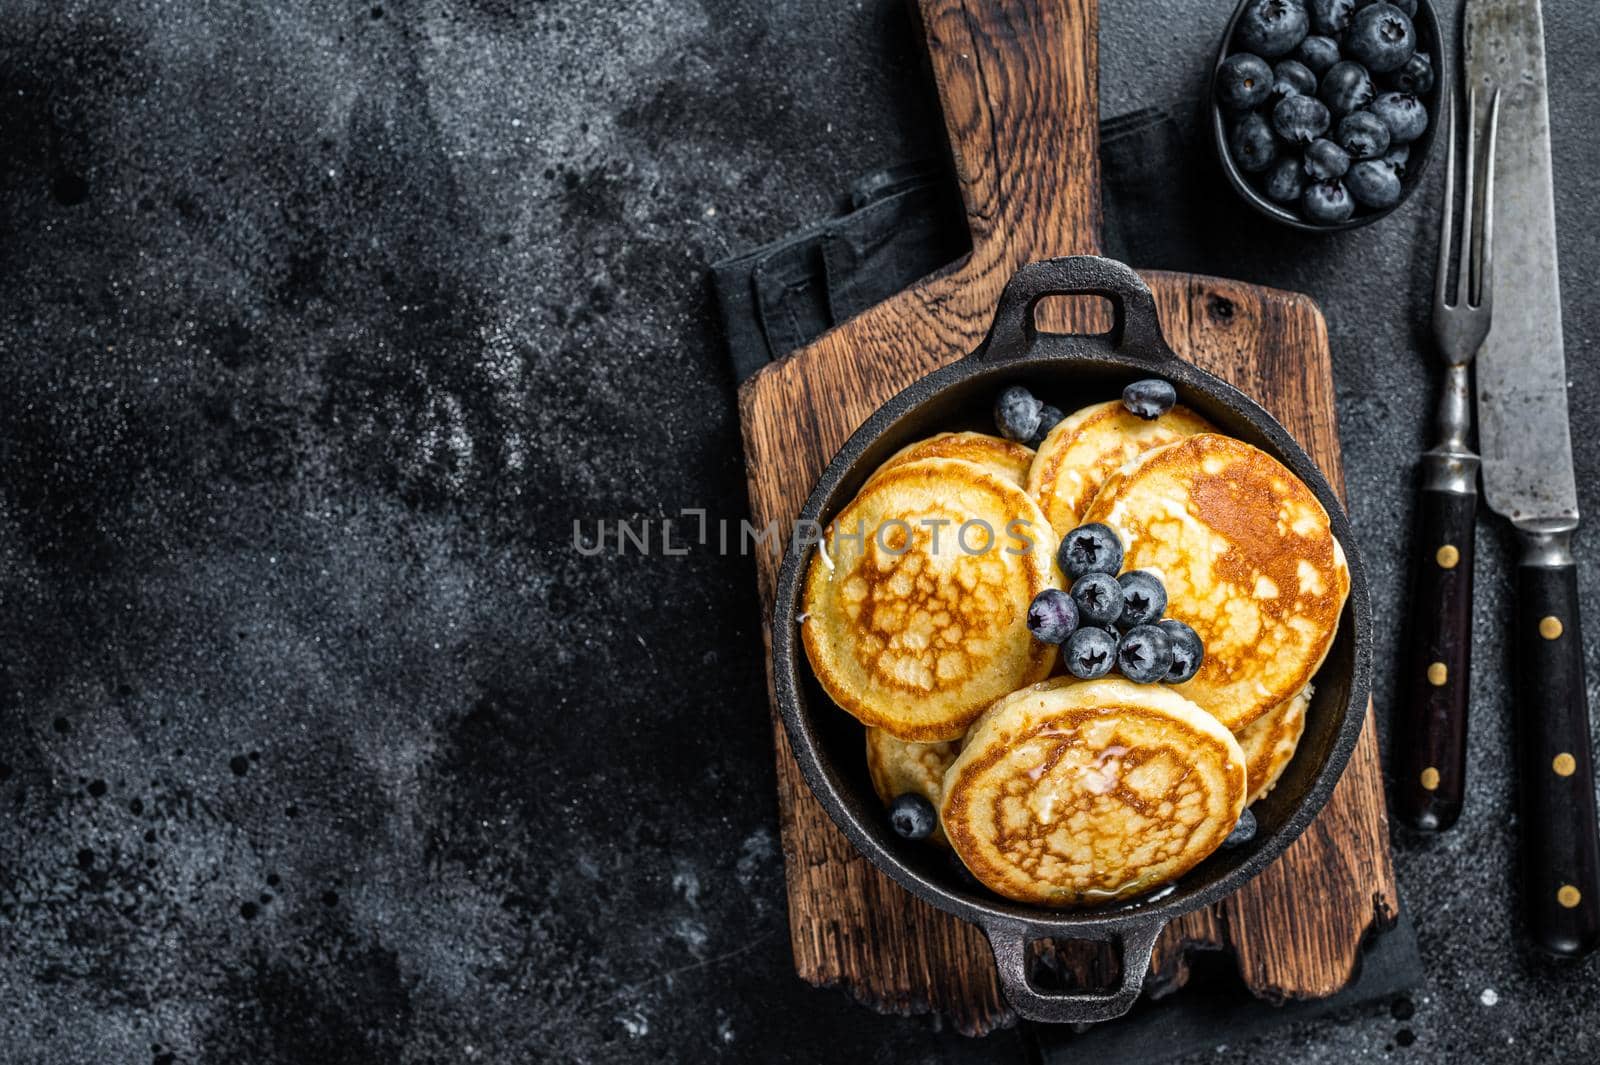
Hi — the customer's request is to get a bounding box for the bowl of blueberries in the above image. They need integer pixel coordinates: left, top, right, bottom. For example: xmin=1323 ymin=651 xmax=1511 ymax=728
xmin=1211 ymin=0 xmax=1443 ymax=230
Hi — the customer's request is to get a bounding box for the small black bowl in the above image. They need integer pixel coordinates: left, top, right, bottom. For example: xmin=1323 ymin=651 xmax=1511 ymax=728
xmin=1210 ymin=0 xmax=1445 ymax=232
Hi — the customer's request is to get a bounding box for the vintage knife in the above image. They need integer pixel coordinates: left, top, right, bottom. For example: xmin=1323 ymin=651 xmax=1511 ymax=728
xmin=1467 ymin=0 xmax=1600 ymax=957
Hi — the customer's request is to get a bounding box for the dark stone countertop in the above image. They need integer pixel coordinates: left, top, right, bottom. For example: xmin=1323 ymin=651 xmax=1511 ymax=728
xmin=0 ymin=1 xmax=1597 ymax=1062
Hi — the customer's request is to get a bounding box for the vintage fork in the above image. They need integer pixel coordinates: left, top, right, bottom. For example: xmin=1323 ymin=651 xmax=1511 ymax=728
xmin=1395 ymin=85 xmax=1501 ymax=832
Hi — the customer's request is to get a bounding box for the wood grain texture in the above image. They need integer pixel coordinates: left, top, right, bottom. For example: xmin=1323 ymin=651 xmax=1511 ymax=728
xmin=735 ymin=0 xmax=1397 ymax=1036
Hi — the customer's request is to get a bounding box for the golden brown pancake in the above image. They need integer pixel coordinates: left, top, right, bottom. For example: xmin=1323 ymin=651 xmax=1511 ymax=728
xmin=870 ymin=432 xmax=1034 ymax=488
xmin=941 ymin=677 xmax=1246 ymax=906
xmin=1081 ymin=433 xmax=1349 ymax=732
xmin=802 ymin=458 xmax=1061 ymax=741
xmin=1027 ymin=400 xmax=1214 ymax=536
xmin=1235 ymin=684 xmax=1310 ymax=804
xmin=865 ymin=727 xmax=960 ymax=847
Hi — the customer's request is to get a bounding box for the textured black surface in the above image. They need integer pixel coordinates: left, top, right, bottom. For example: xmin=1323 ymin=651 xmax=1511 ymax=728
xmin=0 ymin=1 xmax=1597 ymax=1063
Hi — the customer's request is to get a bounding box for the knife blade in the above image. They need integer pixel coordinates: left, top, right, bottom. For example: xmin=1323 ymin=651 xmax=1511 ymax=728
xmin=1467 ymin=0 xmax=1600 ymax=958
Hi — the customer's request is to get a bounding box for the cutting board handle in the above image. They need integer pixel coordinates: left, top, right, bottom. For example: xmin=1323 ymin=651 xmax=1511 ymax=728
xmin=917 ymin=0 xmax=1103 ymax=264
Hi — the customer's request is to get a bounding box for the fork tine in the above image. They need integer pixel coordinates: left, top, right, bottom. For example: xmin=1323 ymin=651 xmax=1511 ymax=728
xmin=1435 ymin=83 xmax=1458 ymax=309
xmin=1456 ymin=85 xmax=1478 ymax=312
xmin=1474 ymin=88 xmax=1502 ymax=309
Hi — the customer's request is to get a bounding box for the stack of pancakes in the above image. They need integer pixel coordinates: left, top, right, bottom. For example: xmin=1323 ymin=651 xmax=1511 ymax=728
xmin=801 ymin=402 xmax=1348 ymax=906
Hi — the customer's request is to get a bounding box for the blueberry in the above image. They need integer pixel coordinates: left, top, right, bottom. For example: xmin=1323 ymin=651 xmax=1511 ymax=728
xmin=1229 ymin=112 xmax=1279 ymax=173
xmin=1294 ymin=35 xmax=1341 ymax=77
xmin=994 ymin=385 xmax=1042 ymax=442
xmin=1336 ymin=109 xmax=1391 ymax=159
xmin=1302 ymin=180 xmax=1355 ymax=223
xmin=1223 ymin=807 xmax=1258 ymax=847
xmin=1307 ymin=0 xmax=1355 ymax=35
xmin=1271 ymin=93 xmax=1329 ymax=145
xmin=1319 ymin=60 xmax=1375 ymax=117
xmin=1390 ymin=51 xmax=1434 ymax=95
xmin=1216 ymin=52 xmax=1274 ymax=111
xmin=1379 ymin=142 xmax=1410 ymax=175
xmin=1027 ymin=404 xmax=1065 ymax=448
xmin=1063 ymin=625 xmax=1117 ymax=680
xmin=1117 ymin=570 xmax=1167 ymax=628
xmin=1345 ymin=158 xmax=1402 ymax=208
xmin=888 ymin=793 xmax=937 ymax=841
xmin=1264 ymin=156 xmax=1307 ymax=203
xmin=1158 ymin=619 xmax=1206 ymax=683
xmin=1070 ymin=571 xmax=1123 ymax=627
xmin=1117 ymin=625 xmax=1174 ymax=684
xmin=1027 ymin=588 xmax=1079 ymax=644
xmin=1058 ymin=522 xmax=1124 ymax=580
xmin=1345 ymin=3 xmax=1415 ymax=74
xmin=1235 ymin=0 xmax=1310 ymax=59
xmin=1370 ymin=91 xmax=1429 ymax=143
xmin=1302 ymin=137 xmax=1350 ymax=180
xmin=1270 ymin=59 xmax=1318 ymax=101
xmin=1122 ymin=378 xmax=1176 ymax=420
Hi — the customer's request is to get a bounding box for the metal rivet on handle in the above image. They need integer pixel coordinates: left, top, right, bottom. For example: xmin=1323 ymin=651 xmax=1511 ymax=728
xmin=1427 ymin=662 xmax=1448 ymax=686
xmin=1436 ymin=544 xmax=1459 ymax=569
xmin=1558 ymin=885 xmax=1582 ymax=909
xmin=1420 ymin=767 xmax=1440 ymax=791
xmin=1540 ymin=616 xmax=1564 ymax=640
xmin=1553 ymin=752 xmax=1577 ymax=777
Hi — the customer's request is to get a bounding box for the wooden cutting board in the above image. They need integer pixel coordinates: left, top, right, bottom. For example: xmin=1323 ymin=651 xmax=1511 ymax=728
xmin=736 ymin=0 xmax=1398 ymax=1036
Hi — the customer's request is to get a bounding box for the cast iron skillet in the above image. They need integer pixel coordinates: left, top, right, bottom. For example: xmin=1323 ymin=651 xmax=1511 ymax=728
xmin=772 ymin=256 xmax=1372 ymax=1024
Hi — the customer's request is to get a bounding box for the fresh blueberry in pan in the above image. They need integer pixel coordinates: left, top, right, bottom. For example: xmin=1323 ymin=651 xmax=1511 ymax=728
xmin=1027 ymin=588 xmax=1080 ymax=645
xmin=1064 ymin=625 xmax=1117 ymax=680
xmin=888 ymin=794 xmax=937 ymax=841
xmin=994 ymin=384 xmax=1042 ymax=442
xmin=1294 ymin=34 xmax=1341 ymax=77
xmin=1302 ymin=180 xmax=1355 ymax=223
xmin=1379 ymin=142 xmax=1410 ymax=176
xmin=1058 ymin=522 xmax=1124 ymax=580
xmin=1122 ymin=378 xmax=1176 ymax=420
xmin=1370 ymin=91 xmax=1429 ymax=143
xmin=1271 ymin=59 xmax=1318 ymax=101
xmin=1390 ymin=50 xmax=1434 ymax=95
xmin=1307 ymin=0 xmax=1356 ymax=35
xmin=1223 ymin=807 xmax=1258 ymax=847
xmin=1336 ymin=109 xmax=1391 ymax=159
xmin=1345 ymin=2 xmax=1416 ymax=74
xmin=1235 ymin=0 xmax=1310 ymax=59
xmin=1272 ymin=93 xmax=1330 ymax=145
xmin=1302 ymin=137 xmax=1350 ymax=180
xmin=1264 ymin=156 xmax=1307 ymax=203
xmin=1229 ymin=112 xmax=1279 ymax=173
xmin=1216 ymin=52 xmax=1275 ymax=111
xmin=1117 ymin=570 xmax=1168 ymax=629
xmin=1028 ymin=404 xmax=1065 ymax=448
xmin=1158 ymin=619 xmax=1206 ymax=683
xmin=1319 ymin=60 xmax=1376 ymax=117
xmin=1070 ymin=571 xmax=1124 ymax=628
xmin=1346 ymin=159 xmax=1403 ymax=208
xmin=1117 ymin=625 xmax=1174 ymax=684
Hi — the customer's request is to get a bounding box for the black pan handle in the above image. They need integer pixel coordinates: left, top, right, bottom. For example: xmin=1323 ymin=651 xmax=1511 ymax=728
xmin=980 ymin=256 xmax=1172 ymax=363
xmin=1394 ymin=452 xmax=1478 ymax=831
xmin=983 ymin=916 xmax=1164 ymax=1024
xmin=1514 ymin=527 xmax=1600 ymax=958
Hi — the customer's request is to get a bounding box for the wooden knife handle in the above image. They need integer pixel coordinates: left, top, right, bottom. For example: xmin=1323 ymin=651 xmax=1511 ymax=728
xmin=1395 ymin=469 xmax=1477 ymax=831
xmin=1514 ymin=534 xmax=1600 ymax=957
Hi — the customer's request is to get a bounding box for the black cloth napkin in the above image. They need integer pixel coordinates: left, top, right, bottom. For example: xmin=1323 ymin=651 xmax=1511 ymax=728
xmin=711 ymin=107 xmax=1202 ymax=382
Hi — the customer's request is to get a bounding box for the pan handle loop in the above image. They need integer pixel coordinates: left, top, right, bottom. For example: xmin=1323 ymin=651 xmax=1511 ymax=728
xmin=982 ymin=916 xmax=1165 ymax=1025
xmin=979 ymin=256 xmax=1173 ymax=362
